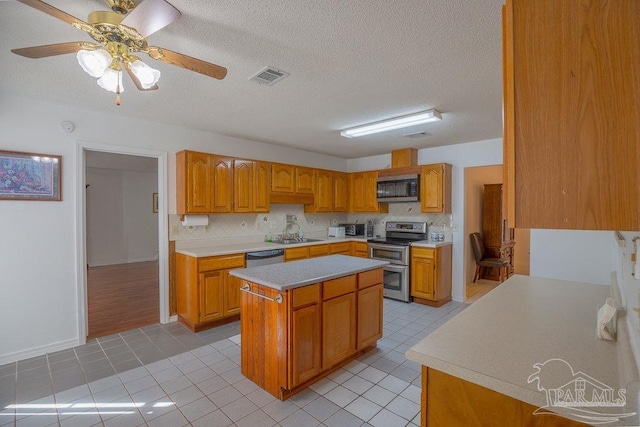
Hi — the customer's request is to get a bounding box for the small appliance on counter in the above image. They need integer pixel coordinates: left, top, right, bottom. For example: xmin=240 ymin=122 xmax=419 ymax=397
xmin=339 ymin=223 xmax=365 ymax=236
xmin=328 ymin=226 xmax=346 ymax=238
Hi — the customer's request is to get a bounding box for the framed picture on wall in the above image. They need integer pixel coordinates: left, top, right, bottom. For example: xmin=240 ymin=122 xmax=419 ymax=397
xmin=153 ymin=193 xmax=159 ymax=213
xmin=0 ymin=150 xmax=62 ymax=201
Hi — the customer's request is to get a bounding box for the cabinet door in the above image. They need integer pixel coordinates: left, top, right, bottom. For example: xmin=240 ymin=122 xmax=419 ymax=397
xmin=322 ymin=292 xmax=356 ymax=369
xmin=358 ymin=283 xmax=383 ymax=350
xmin=295 ymin=167 xmax=315 ymax=194
xmin=411 ymin=250 xmax=436 ymax=300
xmin=362 ymin=171 xmax=380 ymax=212
xmin=199 ymin=271 xmax=224 ymax=322
xmin=421 ymin=164 xmax=451 ymax=214
xmin=290 ymin=303 xmax=321 ymax=387
xmin=333 ymin=172 xmax=349 ymax=212
xmin=349 ymin=173 xmax=365 ymax=212
xmin=223 ymin=272 xmax=241 ymax=316
xmin=186 ymin=152 xmax=211 ymax=213
xmin=315 ymin=170 xmax=333 ymax=212
xmin=253 ymin=161 xmax=271 ymax=212
xmin=507 ymin=0 xmax=640 ymax=230
xmin=271 ymin=164 xmax=295 ymax=193
xmin=329 ymin=242 xmax=351 ymax=255
xmin=285 ymin=247 xmax=309 ymax=261
xmin=233 ymin=160 xmax=253 ymax=213
xmin=211 ymin=157 xmax=233 ymax=213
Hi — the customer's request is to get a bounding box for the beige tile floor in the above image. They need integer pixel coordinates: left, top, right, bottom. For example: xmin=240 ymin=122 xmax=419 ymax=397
xmin=0 ymin=298 xmax=469 ymax=427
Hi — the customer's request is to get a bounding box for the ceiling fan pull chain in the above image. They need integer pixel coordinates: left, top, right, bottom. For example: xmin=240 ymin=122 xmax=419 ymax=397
xmin=115 ymin=70 xmax=122 ymax=106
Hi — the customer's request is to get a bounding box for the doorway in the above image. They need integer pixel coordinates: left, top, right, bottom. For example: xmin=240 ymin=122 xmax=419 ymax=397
xmin=75 ymin=143 xmax=169 ymax=343
xmin=85 ymin=151 xmax=159 ymax=338
xmin=463 ymin=165 xmax=530 ymax=301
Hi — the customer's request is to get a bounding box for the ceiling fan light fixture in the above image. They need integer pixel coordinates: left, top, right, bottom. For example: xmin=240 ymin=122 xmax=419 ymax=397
xmin=341 ymin=109 xmax=442 ymax=138
xmin=97 ymin=67 xmax=124 ymax=93
xmin=129 ymin=60 xmax=161 ymax=89
xmin=77 ymin=49 xmax=112 ymax=78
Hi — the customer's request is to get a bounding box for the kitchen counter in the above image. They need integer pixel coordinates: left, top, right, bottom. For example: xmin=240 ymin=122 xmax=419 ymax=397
xmin=175 ymin=236 xmax=369 ymax=257
xmin=406 ymin=274 xmax=639 ymax=424
xmin=410 ymin=239 xmax=452 ymax=248
xmin=230 ymin=254 xmax=388 ymax=290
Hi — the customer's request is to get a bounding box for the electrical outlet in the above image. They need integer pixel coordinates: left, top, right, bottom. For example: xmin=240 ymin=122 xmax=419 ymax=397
xmin=270 ymin=221 xmax=278 ymax=229
xmin=171 ymin=225 xmax=179 ymax=234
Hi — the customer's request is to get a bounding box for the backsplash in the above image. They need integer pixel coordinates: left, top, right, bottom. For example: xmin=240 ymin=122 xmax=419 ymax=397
xmin=169 ymin=202 xmax=453 ymax=241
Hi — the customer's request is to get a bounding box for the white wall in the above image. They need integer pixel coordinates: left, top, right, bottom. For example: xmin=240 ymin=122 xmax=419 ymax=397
xmin=0 ymin=94 xmax=348 ymax=364
xmin=529 ymin=229 xmax=614 ymax=286
xmin=348 ymin=138 xmax=504 ymax=302
xmin=613 ymin=231 xmax=640 ymax=368
xmin=87 ymin=168 xmax=159 ymax=266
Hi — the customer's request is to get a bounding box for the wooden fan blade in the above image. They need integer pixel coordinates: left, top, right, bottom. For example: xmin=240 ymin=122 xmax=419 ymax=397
xmin=11 ymin=42 xmax=93 ymax=59
xmin=120 ymin=0 xmax=180 ymax=38
xmin=147 ymin=47 xmax=227 ymax=80
xmin=17 ymin=0 xmax=88 ymax=27
xmin=123 ymin=61 xmax=159 ymax=91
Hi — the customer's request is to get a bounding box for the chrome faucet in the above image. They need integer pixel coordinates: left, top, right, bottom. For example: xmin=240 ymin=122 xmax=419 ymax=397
xmin=283 ymin=221 xmax=301 ymax=240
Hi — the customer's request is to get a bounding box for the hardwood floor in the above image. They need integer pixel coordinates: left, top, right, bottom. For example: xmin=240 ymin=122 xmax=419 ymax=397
xmin=87 ymin=260 xmax=159 ymax=339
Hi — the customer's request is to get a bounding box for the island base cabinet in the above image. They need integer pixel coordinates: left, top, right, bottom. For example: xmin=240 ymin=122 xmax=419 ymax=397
xmin=240 ymin=268 xmax=383 ymax=400
xmin=422 ymin=367 xmax=587 ymax=426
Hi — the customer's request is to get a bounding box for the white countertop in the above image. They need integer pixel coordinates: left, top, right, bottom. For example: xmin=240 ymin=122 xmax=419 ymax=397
xmin=229 ymin=255 xmax=388 ymax=290
xmin=175 ymin=236 xmax=451 ymax=257
xmin=406 ymin=275 xmax=639 ymax=422
xmin=175 ymin=236 xmax=369 ymax=257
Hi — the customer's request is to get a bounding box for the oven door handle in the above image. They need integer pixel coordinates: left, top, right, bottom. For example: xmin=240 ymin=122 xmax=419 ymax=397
xmin=368 ymin=243 xmax=407 ymax=251
xmin=382 ymin=264 xmax=408 ymax=273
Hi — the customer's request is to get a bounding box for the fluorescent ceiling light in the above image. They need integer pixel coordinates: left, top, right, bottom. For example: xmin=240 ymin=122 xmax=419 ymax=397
xmin=341 ymin=109 xmax=442 ymax=138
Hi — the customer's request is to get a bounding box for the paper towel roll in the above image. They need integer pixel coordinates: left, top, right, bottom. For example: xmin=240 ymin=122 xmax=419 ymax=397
xmin=181 ymin=215 xmax=209 ymax=227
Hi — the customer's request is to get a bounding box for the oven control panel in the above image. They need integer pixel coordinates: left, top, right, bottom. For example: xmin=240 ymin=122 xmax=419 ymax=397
xmin=385 ymin=221 xmax=427 ymax=233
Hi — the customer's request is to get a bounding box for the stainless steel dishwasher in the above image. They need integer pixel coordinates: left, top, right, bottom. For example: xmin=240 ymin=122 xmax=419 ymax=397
xmin=245 ymin=248 xmax=285 ymax=267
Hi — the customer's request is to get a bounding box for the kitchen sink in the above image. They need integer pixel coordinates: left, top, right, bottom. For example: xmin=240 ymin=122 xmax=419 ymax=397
xmin=271 ymin=238 xmax=324 ymax=245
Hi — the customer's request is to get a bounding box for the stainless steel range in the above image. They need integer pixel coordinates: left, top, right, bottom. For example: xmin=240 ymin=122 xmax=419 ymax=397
xmin=368 ymin=221 xmax=428 ymax=302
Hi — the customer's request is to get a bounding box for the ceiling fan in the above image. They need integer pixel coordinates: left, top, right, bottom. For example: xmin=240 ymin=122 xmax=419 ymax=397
xmin=11 ymin=0 xmax=227 ymax=104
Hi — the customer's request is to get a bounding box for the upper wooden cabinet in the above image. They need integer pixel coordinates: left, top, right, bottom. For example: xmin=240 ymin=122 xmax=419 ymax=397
xmin=420 ymin=163 xmax=452 ymax=214
xmin=333 ymin=172 xmax=349 ymax=212
xmin=233 ymin=160 xmax=270 ymax=213
xmin=503 ymin=0 xmax=640 ymax=230
xmin=176 ymin=151 xmax=233 ymax=215
xmin=305 ymin=170 xmax=349 ymax=213
xmin=270 ymin=163 xmax=315 ymax=204
xmin=349 ymin=171 xmax=388 ymax=213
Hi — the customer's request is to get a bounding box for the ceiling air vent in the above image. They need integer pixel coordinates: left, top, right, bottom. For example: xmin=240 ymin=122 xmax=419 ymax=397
xmin=404 ymin=131 xmax=431 ymax=138
xmin=249 ymin=66 xmax=290 ymax=86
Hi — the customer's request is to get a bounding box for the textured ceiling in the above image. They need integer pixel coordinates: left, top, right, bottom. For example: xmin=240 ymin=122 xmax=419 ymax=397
xmin=0 ymin=0 xmax=504 ymax=159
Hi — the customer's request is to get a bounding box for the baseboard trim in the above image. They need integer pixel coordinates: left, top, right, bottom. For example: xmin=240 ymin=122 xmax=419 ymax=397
xmin=0 ymin=338 xmax=80 ymax=365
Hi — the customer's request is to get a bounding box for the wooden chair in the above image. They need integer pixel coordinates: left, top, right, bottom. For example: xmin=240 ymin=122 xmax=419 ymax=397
xmin=470 ymin=232 xmax=510 ymax=282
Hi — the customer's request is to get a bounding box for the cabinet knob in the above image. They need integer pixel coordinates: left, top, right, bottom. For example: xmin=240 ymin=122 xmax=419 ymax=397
xmin=562 ymin=189 xmax=568 ymax=195
xmin=563 ymin=218 xmax=569 ymax=223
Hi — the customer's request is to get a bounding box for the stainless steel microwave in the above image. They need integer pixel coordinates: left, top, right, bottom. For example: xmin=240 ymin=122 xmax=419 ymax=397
xmin=376 ymin=174 xmax=420 ymax=202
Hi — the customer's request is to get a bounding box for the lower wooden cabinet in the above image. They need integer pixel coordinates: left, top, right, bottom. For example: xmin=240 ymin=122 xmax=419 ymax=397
xmin=240 ymin=268 xmax=383 ymax=400
xmin=351 ymin=241 xmax=369 ymax=258
xmin=329 ymin=242 xmax=351 ymax=255
xmin=322 ymin=276 xmax=357 ymax=369
xmin=411 ymin=246 xmax=452 ymax=307
xmin=176 ymin=253 xmax=245 ymax=331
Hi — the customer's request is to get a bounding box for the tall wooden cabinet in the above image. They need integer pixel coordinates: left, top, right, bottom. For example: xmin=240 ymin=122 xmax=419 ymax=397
xmin=482 ymin=184 xmax=514 ymax=280
xmin=503 ymin=0 xmax=640 ymax=231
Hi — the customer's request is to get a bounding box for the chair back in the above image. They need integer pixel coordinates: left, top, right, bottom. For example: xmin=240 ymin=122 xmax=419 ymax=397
xmin=470 ymin=233 xmax=485 ymax=263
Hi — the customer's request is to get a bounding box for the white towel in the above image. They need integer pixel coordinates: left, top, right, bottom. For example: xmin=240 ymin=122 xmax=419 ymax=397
xmin=596 ymin=297 xmax=616 ymax=340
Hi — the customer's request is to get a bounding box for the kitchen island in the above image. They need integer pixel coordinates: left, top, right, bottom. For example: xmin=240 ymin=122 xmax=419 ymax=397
xmin=406 ymin=275 xmax=639 ymax=426
xmin=230 ymin=255 xmax=388 ymax=400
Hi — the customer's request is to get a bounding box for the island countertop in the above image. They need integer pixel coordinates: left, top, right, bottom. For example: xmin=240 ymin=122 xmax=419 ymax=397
xmin=406 ymin=275 xmax=639 ymax=416
xmin=229 ymin=254 xmax=388 ymax=290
